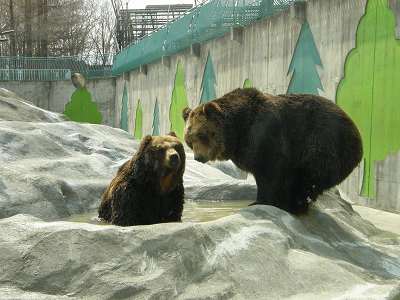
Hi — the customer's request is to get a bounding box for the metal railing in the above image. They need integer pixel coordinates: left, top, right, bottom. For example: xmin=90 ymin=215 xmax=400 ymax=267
xmin=0 ymin=69 xmax=71 ymax=81
xmin=0 ymin=55 xmax=114 ymax=81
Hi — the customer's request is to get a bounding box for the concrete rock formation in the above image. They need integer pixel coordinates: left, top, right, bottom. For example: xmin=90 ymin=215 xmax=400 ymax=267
xmin=0 ymin=89 xmax=256 ymax=221
xmin=0 ymin=88 xmax=64 ymax=122
xmin=0 ymin=89 xmax=399 ymax=299
xmin=0 ymin=191 xmax=399 ymax=299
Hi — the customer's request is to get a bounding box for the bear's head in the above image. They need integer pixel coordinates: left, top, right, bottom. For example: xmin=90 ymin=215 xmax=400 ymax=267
xmin=182 ymin=102 xmax=226 ymax=164
xmin=134 ymin=132 xmax=185 ymax=194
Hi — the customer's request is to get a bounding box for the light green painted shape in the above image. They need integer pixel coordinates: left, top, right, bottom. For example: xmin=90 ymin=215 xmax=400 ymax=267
xmin=337 ymin=0 xmax=400 ymax=197
xmin=134 ymin=99 xmax=143 ymax=140
xmin=152 ymin=99 xmax=160 ymax=136
xmin=287 ymin=21 xmax=323 ymax=95
xmin=243 ymin=79 xmax=253 ymax=88
xmin=64 ymin=87 xmax=102 ymax=124
xmin=170 ymin=61 xmax=189 ymax=140
xmin=120 ymin=83 xmax=129 ymax=131
xmin=200 ymin=52 xmax=217 ymax=104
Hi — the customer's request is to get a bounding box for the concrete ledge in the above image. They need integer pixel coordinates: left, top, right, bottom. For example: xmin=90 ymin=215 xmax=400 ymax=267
xmin=354 ymin=205 xmax=400 ymax=235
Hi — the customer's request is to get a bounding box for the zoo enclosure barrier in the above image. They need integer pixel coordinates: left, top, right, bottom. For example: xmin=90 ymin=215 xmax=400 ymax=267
xmin=0 ymin=55 xmax=114 ymax=81
xmin=113 ymin=0 xmax=304 ymax=75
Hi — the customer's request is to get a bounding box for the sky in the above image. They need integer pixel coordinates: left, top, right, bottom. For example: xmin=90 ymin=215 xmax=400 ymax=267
xmin=126 ymin=0 xmax=198 ymax=9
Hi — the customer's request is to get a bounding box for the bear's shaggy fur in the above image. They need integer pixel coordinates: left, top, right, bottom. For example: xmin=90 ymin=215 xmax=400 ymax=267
xmin=98 ymin=133 xmax=185 ymax=226
xmin=183 ymin=88 xmax=362 ymax=214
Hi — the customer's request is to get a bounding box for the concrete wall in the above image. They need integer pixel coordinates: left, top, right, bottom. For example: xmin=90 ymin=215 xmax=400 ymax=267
xmin=114 ymin=0 xmax=400 ymax=213
xmin=0 ymin=78 xmax=116 ymax=126
xmin=115 ymin=0 xmax=368 ymax=134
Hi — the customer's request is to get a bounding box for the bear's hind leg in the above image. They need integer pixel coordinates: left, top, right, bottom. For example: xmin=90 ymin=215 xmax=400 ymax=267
xmin=288 ymin=171 xmax=315 ymax=214
xmin=289 ymin=176 xmax=327 ymax=214
xmin=289 ymin=189 xmax=310 ymax=214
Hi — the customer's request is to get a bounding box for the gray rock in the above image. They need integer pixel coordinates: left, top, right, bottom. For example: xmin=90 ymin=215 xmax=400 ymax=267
xmin=0 ymin=90 xmax=256 ymax=220
xmin=0 ymin=90 xmax=399 ymax=299
xmin=0 ymin=88 xmax=65 ymax=123
xmin=0 ymin=191 xmax=399 ymax=299
xmin=208 ymin=160 xmax=249 ymax=180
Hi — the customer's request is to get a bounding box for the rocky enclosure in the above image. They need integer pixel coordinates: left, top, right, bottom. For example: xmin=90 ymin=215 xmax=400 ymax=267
xmin=0 ymin=89 xmax=256 ymax=221
xmin=0 ymin=89 xmax=399 ymax=299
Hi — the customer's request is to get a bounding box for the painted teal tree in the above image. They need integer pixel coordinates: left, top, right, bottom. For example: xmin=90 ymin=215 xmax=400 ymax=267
xmin=152 ymin=99 xmax=160 ymax=136
xmin=64 ymin=87 xmax=102 ymax=123
xmin=199 ymin=52 xmax=217 ymax=104
xmin=134 ymin=99 xmax=143 ymax=140
xmin=170 ymin=61 xmax=189 ymax=140
xmin=287 ymin=21 xmax=323 ymax=95
xmin=120 ymin=83 xmax=128 ymax=131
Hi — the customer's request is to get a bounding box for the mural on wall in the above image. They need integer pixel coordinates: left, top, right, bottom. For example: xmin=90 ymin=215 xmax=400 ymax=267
xmin=200 ymin=52 xmax=217 ymax=104
xmin=287 ymin=21 xmax=323 ymax=95
xmin=64 ymin=73 xmax=102 ymax=124
xmin=134 ymin=99 xmax=143 ymax=140
xmin=152 ymin=99 xmax=160 ymax=136
xmin=120 ymin=83 xmax=129 ymax=131
xmin=170 ymin=61 xmax=189 ymax=140
xmin=337 ymin=0 xmax=400 ymax=198
xmin=243 ymin=79 xmax=253 ymax=88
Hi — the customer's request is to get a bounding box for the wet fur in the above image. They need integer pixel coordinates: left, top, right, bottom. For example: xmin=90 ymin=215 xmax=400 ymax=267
xmin=98 ymin=135 xmax=185 ymax=226
xmin=184 ymin=88 xmax=363 ymax=214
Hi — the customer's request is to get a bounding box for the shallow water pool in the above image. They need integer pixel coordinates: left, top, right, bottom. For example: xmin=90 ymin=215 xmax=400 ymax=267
xmin=64 ymin=200 xmax=252 ymax=225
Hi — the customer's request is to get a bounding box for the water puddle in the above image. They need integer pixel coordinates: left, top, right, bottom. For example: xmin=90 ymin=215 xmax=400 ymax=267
xmin=64 ymin=199 xmax=252 ymax=225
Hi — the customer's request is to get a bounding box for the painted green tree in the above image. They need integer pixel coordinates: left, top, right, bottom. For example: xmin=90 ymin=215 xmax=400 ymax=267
xmin=337 ymin=0 xmax=400 ymax=198
xmin=64 ymin=88 xmax=102 ymax=124
xmin=120 ymin=83 xmax=128 ymax=131
xmin=287 ymin=21 xmax=323 ymax=95
xmin=243 ymin=79 xmax=253 ymax=88
xmin=152 ymin=99 xmax=160 ymax=136
xmin=134 ymin=99 xmax=143 ymax=140
xmin=170 ymin=61 xmax=189 ymax=140
xmin=200 ymin=53 xmax=217 ymax=104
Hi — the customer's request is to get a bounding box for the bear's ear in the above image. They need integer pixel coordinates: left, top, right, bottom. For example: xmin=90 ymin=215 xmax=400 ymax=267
xmin=182 ymin=107 xmax=192 ymax=122
xmin=203 ymin=102 xmax=223 ymax=119
xmin=136 ymin=135 xmax=153 ymax=155
xmin=168 ymin=131 xmax=177 ymax=137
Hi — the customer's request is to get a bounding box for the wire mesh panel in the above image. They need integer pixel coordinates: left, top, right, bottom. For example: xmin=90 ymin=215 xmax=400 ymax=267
xmin=0 ymin=69 xmax=71 ymax=81
xmin=117 ymin=4 xmax=194 ymax=49
xmin=113 ymin=0 xmax=302 ymax=75
xmin=0 ymin=56 xmax=113 ymax=81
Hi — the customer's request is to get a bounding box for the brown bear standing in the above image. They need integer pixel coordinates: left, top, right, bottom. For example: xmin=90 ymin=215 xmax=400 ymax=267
xmin=183 ymin=88 xmax=362 ymax=214
xmin=98 ymin=132 xmax=185 ymax=226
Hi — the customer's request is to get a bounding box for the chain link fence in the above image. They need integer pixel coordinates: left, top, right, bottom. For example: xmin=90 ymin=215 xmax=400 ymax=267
xmin=113 ymin=0 xmax=302 ymax=75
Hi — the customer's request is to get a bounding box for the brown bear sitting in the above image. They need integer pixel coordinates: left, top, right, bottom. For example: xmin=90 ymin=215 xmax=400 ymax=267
xmin=98 ymin=132 xmax=185 ymax=226
xmin=182 ymin=88 xmax=362 ymax=214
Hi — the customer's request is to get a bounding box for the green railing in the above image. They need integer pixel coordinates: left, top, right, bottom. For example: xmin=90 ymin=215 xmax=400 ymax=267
xmin=0 ymin=69 xmax=71 ymax=81
xmin=113 ymin=0 xmax=301 ymax=75
xmin=0 ymin=55 xmax=113 ymax=81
